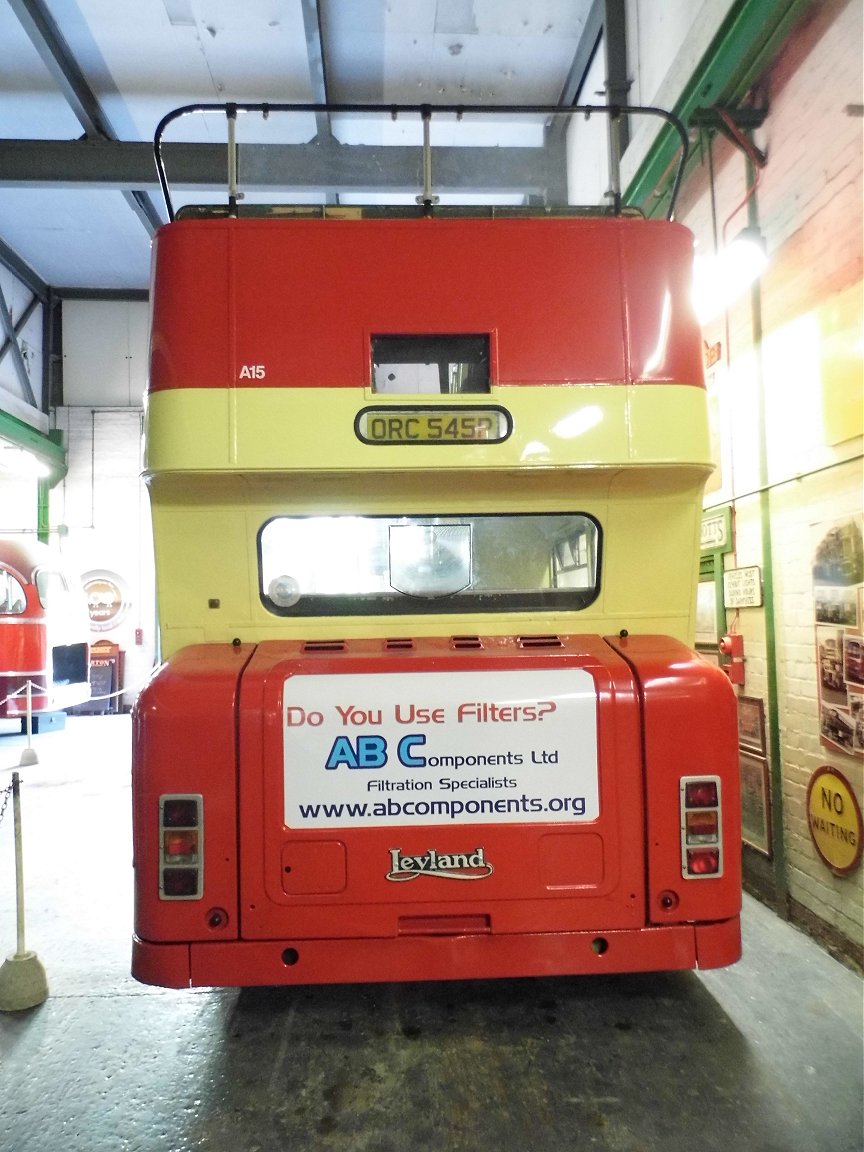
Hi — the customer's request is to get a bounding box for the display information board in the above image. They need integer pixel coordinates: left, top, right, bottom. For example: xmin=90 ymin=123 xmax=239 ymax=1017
xmin=283 ymin=668 xmax=598 ymax=829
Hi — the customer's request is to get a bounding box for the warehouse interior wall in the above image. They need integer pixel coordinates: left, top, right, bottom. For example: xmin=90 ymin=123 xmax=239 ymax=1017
xmin=677 ymin=0 xmax=863 ymax=966
xmin=49 ymin=300 xmax=156 ymax=710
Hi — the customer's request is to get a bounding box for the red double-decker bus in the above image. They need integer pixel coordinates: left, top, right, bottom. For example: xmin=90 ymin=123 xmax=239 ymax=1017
xmin=132 ymin=104 xmax=740 ymax=988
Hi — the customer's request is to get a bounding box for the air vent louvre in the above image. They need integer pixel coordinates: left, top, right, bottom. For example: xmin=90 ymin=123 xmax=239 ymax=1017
xmin=302 ymin=640 xmax=346 ymax=653
xmin=518 ymin=634 xmax=563 ymax=649
xmin=451 ymin=635 xmax=483 ymax=649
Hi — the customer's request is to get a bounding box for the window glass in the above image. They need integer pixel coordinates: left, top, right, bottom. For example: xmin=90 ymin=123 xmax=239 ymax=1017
xmin=260 ymin=513 xmax=599 ymax=617
xmin=372 ymin=335 xmax=489 ymax=394
xmin=0 ymin=570 xmax=27 ymax=615
xmin=35 ymin=569 xmax=68 ymax=610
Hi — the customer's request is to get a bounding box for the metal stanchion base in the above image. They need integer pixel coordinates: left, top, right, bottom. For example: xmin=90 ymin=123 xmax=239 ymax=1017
xmin=0 ymin=950 xmax=49 ymax=1011
xmin=18 ymin=748 xmax=38 ymax=767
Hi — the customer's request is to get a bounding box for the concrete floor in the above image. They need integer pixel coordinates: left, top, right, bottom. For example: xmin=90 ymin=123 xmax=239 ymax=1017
xmin=0 ymin=715 xmax=861 ymax=1152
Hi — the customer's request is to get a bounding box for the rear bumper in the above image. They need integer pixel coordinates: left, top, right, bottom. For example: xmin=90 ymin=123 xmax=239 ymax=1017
xmin=133 ymin=916 xmax=741 ymax=988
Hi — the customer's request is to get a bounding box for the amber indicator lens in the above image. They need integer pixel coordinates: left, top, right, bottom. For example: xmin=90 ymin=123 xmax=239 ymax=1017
xmin=684 ymin=780 xmax=719 ymax=808
xmin=162 ymin=798 xmax=199 ymax=827
xmin=163 ymin=829 xmax=198 ymax=858
xmin=162 ymin=868 xmax=199 ymax=897
xmin=685 ymin=811 xmax=719 ymax=841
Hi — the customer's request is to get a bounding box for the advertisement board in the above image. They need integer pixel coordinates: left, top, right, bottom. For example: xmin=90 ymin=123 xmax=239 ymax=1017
xmin=283 ymin=668 xmax=599 ymax=829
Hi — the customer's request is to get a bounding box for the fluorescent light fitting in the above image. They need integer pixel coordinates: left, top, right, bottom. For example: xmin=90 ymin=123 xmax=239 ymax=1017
xmin=0 ymin=443 xmax=52 ymax=479
xmin=693 ymin=226 xmax=768 ymax=325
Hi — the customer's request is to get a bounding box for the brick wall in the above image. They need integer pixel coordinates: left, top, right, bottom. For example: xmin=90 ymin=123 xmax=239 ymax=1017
xmin=678 ymin=0 xmax=863 ymax=964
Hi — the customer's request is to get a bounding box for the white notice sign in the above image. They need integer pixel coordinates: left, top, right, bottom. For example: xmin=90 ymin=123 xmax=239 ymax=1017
xmin=282 ymin=668 xmax=599 ymax=828
xmin=724 ymin=566 xmax=763 ymax=608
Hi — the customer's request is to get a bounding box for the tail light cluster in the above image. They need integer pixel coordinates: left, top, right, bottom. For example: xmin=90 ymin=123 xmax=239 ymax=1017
xmin=679 ymin=776 xmax=723 ymax=878
xmin=159 ymin=794 xmax=203 ymax=900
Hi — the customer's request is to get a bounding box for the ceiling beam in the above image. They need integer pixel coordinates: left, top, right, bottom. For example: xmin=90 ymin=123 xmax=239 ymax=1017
xmin=0 ymin=236 xmax=49 ymax=301
xmin=56 ymin=288 xmax=150 ymax=302
xmin=557 ymin=0 xmax=603 ymax=106
xmin=8 ymin=0 xmax=112 ymax=138
xmin=298 ymin=0 xmax=336 ymax=204
xmin=8 ymin=0 xmax=163 ymax=235
xmin=299 ymin=0 xmax=332 ymax=136
xmin=0 ymin=138 xmax=550 ymax=196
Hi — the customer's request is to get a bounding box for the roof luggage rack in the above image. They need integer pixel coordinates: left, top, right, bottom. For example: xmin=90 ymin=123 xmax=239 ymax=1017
xmin=154 ymin=101 xmax=689 ymax=224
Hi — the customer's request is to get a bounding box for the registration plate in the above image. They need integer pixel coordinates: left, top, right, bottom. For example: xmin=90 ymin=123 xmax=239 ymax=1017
xmin=356 ymin=406 xmax=511 ymax=445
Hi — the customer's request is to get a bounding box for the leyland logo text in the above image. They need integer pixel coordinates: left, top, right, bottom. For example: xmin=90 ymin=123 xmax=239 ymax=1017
xmin=386 ymin=847 xmax=494 ymax=882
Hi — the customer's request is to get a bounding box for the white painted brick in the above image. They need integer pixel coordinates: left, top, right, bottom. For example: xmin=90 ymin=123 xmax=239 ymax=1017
xmin=682 ymin=0 xmax=864 ymax=956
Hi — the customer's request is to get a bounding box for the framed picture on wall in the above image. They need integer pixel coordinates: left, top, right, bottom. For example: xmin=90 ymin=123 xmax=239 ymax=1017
xmin=737 ymin=695 xmax=767 ymax=756
xmin=740 ymin=751 xmax=772 ymax=857
xmin=696 ymin=580 xmax=719 ymax=647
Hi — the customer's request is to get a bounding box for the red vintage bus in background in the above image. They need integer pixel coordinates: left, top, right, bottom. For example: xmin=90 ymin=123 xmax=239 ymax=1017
xmin=132 ymin=104 xmax=741 ymax=989
xmin=0 ymin=537 xmax=90 ymax=722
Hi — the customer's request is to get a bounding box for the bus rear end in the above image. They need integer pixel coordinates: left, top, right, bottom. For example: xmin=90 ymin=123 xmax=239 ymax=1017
xmin=133 ymin=104 xmax=741 ymax=987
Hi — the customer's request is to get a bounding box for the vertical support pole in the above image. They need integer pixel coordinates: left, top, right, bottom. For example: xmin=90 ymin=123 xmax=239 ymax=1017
xmin=12 ymin=773 xmax=26 ymax=957
xmin=747 ymin=151 xmax=788 ymax=912
xmin=602 ymin=0 xmax=629 ymax=214
xmin=603 ymin=0 xmax=630 ymax=151
xmin=227 ymin=104 xmax=239 ymax=217
xmin=607 ymin=109 xmax=623 ymax=214
xmin=19 ymin=681 xmax=38 ymax=767
xmin=419 ymin=105 xmax=435 ymax=217
xmin=36 ymin=478 xmax=50 ymax=544
xmin=0 ymin=770 xmax=48 ymax=1010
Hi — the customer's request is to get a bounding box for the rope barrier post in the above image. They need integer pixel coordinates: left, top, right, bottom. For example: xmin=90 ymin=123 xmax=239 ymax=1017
xmin=0 ymin=772 xmax=48 ymax=1011
xmin=19 ymin=680 xmax=38 ymax=767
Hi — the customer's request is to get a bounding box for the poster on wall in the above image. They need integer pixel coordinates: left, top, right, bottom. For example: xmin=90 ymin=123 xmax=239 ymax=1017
xmin=812 ymin=516 xmax=863 ymax=759
xmin=81 ymin=569 xmax=131 ymax=633
xmin=740 ymin=750 xmax=772 ymax=856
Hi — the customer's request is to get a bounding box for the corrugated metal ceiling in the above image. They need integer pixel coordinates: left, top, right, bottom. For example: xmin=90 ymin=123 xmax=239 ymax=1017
xmin=0 ymin=0 xmax=602 ymax=292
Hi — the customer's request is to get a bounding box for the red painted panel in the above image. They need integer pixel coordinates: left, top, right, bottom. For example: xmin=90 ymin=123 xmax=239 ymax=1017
xmin=0 ymin=622 xmax=46 ymax=680
xmin=0 ymin=580 xmax=48 ymax=718
xmin=603 ymin=633 xmax=742 ymax=929
xmin=134 ymin=916 xmax=741 ymax=989
xmin=148 ymin=216 xmax=703 ymax=393
xmin=132 ymin=633 xmax=741 ymax=986
xmin=620 ymin=223 xmax=704 ymax=384
xmin=695 ymin=916 xmax=742 ymax=969
xmin=132 ymin=643 xmax=255 ymax=943
xmin=236 ymin=634 xmax=646 ymax=946
xmin=133 ymin=922 xmax=705 ymax=989
xmin=148 ymin=225 xmax=231 ymax=391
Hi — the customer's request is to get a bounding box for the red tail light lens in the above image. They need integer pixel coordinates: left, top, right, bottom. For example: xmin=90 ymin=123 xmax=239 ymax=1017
xmin=162 ymin=868 xmax=200 ymax=897
xmin=163 ymin=798 xmax=200 ymax=827
xmin=686 ymin=849 xmax=720 ymax=875
xmin=685 ymin=780 xmax=718 ymax=808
